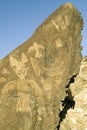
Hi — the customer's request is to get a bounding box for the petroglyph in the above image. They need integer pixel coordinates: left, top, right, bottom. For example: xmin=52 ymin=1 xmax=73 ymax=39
xmin=30 ymin=57 xmax=41 ymax=76
xmin=52 ymin=20 xmax=59 ymax=31
xmin=21 ymin=52 xmax=28 ymax=63
xmin=9 ymin=54 xmax=29 ymax=79
xmin=52 ymin=15 xmax=69 ymax=31
xmin=58 ymin=17 xmax=67 ymax=30
xmin=0 ymin=3 xmax=83 ymax=130
xmin=28 ymin=42 xmax=44 ymax=58
xmin=41 ymin=60 xmax=64 ymax=77
xmin=55 ymin=39 xmax=64 ymax=48
xmin=9 ymin=54 xmax=32 ymax=120
xmin=16 ymin=92 xmax=31 ymax=113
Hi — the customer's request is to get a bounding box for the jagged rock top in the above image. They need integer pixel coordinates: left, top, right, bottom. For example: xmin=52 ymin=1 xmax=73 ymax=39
xmin=0 ymin=3 xmax=83 ymax=130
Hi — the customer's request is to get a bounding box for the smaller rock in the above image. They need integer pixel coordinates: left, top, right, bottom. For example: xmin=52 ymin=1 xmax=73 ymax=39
xmin=60 ymin=57 xmax=87 ymax=130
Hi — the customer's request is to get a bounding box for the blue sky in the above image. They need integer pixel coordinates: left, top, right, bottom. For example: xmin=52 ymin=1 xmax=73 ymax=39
xmin=0 ymin=0 xmax=87 ymax=59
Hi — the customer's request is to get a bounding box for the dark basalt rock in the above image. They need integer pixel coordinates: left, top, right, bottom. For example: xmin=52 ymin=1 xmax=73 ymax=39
xmin=0 ymin=2 xmax=83 ymax=130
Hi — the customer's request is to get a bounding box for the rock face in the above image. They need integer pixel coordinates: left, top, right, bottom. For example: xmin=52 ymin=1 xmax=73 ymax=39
xmin=0 ymin=3 xmax=83 ymax=130
xmin=59 ymin=57 xmax=87 ymax=130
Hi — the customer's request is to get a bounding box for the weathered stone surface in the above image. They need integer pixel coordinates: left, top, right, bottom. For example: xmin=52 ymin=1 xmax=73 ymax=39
xmin=0 ymin=3 xmax=83 ymax=130
xmin=59 ymin=57 xmax=87 ymax=130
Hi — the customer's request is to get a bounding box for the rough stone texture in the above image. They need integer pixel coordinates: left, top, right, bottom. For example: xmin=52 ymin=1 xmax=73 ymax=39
xmin=0 ymin=3 xmax=83 ymax=130
xmin=59 ymin=57 xmax=87 ymax=130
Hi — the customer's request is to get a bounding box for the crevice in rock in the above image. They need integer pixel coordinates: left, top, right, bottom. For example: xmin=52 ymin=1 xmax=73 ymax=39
xmin=55 ymin=75 xmax=77 ymax=130
xmin=66 ymin=75 xmax=77 ymax=88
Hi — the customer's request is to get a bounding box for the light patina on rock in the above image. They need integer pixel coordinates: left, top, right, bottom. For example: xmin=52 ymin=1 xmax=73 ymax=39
xmin=0 ymin=2 xmax=83 ymax=130
xmin=59 ymin=57 xmax=87 ymax=130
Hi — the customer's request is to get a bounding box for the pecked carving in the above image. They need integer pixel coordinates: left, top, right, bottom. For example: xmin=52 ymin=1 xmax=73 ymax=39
xmin=52 ymin=20 xmax=59 ymax=31
xmin=0 ymin=3 xmax=83 ymax=130
xmin=28 ymin=42 xmax=44 ymax=59
xmin=30 ymin=57 xmax=41 ymax=76
xmin=55 ymin=39 xmax=64 ymax=48
xmin=9 ymin=54 xmax=29 ymax=79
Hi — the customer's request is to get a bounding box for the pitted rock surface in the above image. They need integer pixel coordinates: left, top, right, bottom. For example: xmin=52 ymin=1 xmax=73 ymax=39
xmin=59 ymin=57 xmax=87 ymax=130
xmin=0 ymin=3 xmax=83 ymax=130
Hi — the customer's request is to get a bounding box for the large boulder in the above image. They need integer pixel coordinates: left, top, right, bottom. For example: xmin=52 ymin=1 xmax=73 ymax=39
xmin=59 ymin=57 xmax=87 ymax=130
xmin=0 ymin=2 xmax=83 ymax=130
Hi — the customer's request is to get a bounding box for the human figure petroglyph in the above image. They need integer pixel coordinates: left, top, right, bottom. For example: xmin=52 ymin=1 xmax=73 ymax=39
xmin=1 ymin=37 xmax=72 ymax=129
xmin=1 ymin=53 xmax=43 ymax=130
xmin=0 ymin=3 xmax=84 ymax=130
xmin=6 ymin=53 xmax=31 ymax=113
